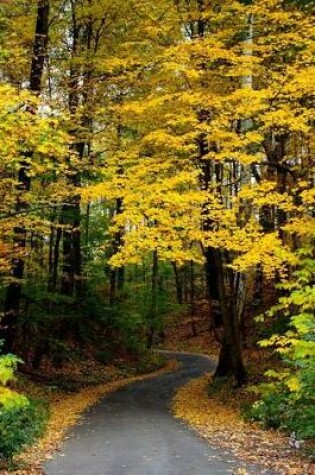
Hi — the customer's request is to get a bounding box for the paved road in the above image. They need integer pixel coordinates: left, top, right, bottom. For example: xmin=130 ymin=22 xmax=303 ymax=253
xmin=44 ymin=352 xmax=269 ymax=475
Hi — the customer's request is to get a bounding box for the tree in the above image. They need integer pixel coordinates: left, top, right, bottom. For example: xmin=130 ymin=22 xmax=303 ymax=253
xmin=0 ymin=0 xmax=313 ymax=389
xmin=86 ymin=0 xmax=314 ymax=384
xmin=2 ymin=0 xmax=51 ymax=354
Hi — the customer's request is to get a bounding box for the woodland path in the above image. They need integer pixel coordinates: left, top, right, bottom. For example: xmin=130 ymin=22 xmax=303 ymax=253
xmin=44 ymin=352 xmax=272 ymax=475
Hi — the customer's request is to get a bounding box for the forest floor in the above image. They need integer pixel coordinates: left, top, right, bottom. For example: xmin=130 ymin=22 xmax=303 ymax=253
xmin=162 ymin=310 xmax=315 ymax=475
xmin=0 ymin=353 xmax=177 ymax=475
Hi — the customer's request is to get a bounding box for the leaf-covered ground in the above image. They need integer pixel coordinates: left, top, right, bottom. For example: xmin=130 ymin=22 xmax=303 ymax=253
xmin=0 ymin=357 xmax=178 ymax=475
xmin=165 ymin=312 xmax=314 ymax=474
xmin=173 ymin=374 xmax=315 ymax=474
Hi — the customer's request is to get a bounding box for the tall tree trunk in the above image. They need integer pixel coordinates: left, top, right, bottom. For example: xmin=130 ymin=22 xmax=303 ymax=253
xmin=198 ymin=110 xmax=246 ymax=384
xmin=109 ymin=197 xmax=124 ymax=304
xmin=1 ymin=0 xmax=50 ymax=353
xmin=117 ymin=266 xmax=125 ymax=291
xmin=109 ymin=268 xmax=116 ymax=305
xmin=115 ymin=198 xmax=124 ymax=293
xmin=51 ymin=225 xmax=62 ymax=292
xmin=212 ymin=8 xmax=255 ymax=383
xmin=61 ymin=200 xmax=81 ymax=297
xmin=147 ymin=250 xmax=158 ymax=347
xmin=172 ymin=261 xmax=183 ymax=305
xmin=189 ymin=260 xmax=197 ymax=337
xmin=213 ymin=251 xmax=246 ymax=385
xmin=61 ymin=1 xmax=83 ymax=298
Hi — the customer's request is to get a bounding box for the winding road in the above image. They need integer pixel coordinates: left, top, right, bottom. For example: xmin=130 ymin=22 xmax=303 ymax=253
xmin=44 ymin=353 xmax=270 ymax=475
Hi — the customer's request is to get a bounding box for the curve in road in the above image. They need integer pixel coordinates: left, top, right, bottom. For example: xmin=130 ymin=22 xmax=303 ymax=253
xmin=44 ymin=352 xmax=271 ymax=475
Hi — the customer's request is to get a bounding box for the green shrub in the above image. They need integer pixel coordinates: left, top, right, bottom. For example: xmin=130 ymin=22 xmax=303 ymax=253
xmin=0 ymin=351 xmax=29 ymax=411
xmin=250 ymin=385 xmax=315 ymax=439
xmin=251 ymin=247 xmax=315 ymax=440
xmin=0 ymin=345 xmax=49 ymax=463
xmin=0 ymin=398 xmax=49 ymax=463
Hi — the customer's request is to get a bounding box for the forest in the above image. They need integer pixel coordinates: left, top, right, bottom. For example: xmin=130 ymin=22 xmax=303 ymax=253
xmin=0 ymin=1 xmax=314 ymax=474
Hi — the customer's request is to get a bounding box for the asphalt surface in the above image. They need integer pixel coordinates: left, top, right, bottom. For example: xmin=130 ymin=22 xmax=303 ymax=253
xmin=44 ymin=352 xmax=270 ymax=475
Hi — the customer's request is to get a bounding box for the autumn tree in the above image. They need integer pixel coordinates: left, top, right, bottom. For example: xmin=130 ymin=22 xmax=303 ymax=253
xmin=0 ymin=0 xmax=313 ymax=387
xmin=83 ymin=0 xmax=314 ymax=384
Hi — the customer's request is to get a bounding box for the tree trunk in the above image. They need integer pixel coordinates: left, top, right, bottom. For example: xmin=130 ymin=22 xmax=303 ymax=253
xmin=172 ymin=261 xmax=183 ymax=305
xmin=61 ymin=2 xmax=83 ymax=299
xmin=109 ymin=268 xmax=116 ymax=305
xmin=189 ymin=260 xmax=197 ymax=337
xmin=203 ymin=243 xmax=246 ymax=385
xmin=50 ymin=225 xmax=62 ymax=292
xmin=1 ymin=0 xmax=50 ymax=353
xmin=117 ymin=267 xmax=125 ymax=291
xmin=61 ymin=200 xmax=81 ymax=297
xmin=147 ymin=250 xmax=158 ymax=347
xmin=109 ymin=197 xmax=124 ymax=304
xmin=213 ymin=250 xmax=246 ymax=386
